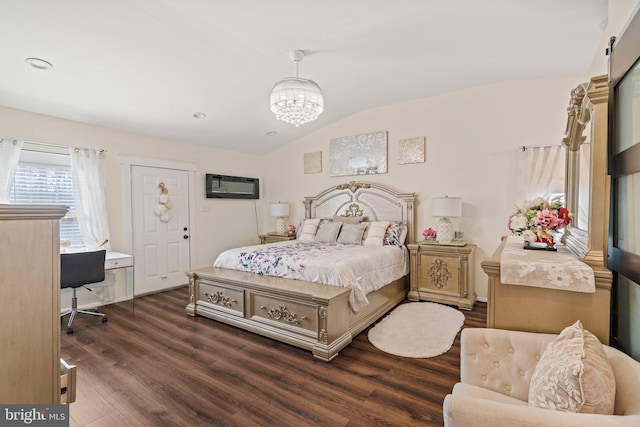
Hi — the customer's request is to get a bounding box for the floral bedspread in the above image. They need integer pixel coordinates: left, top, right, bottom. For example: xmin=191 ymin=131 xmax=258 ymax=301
xmin=213 ymin=241 xmax=409 ymax=312
xmin=499 ymin=236 xmax=595 ymax=293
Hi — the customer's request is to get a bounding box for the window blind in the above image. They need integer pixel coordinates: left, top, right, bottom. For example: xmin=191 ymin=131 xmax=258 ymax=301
xmin=9 ymin=161 xmax=84 ymax=249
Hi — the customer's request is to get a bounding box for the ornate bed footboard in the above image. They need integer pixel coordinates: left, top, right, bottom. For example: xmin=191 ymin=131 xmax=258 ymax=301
xmin=186 ymin=267 xmax=355 ymax=361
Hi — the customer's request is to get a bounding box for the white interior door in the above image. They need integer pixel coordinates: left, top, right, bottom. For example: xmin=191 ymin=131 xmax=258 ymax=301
xmin=131 ymin=165 xmax=190 ymax=295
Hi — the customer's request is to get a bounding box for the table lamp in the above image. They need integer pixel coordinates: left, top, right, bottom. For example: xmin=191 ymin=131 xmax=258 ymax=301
xmin=431 ymin=196 xmax=462 ymax=244
xmin=270 ymin=202 xmax=289 ymax=235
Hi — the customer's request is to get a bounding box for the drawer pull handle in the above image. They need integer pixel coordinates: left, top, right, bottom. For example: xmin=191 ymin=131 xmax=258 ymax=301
xmin=203 ymin=291 xmax=236 ymax=308
xmin=261 ymin=304 xmax=306 ymax=325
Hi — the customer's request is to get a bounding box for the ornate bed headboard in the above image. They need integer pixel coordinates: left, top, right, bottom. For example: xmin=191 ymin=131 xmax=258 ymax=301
xmin=303 ymin=181 xmax=416 ymax=244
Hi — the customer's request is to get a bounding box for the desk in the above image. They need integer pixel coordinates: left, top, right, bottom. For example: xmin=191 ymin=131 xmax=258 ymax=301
xmin=60 ymin=251 xmax=135 ymax=313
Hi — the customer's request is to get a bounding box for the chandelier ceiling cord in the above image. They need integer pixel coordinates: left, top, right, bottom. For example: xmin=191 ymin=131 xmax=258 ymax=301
xmin=270 ymin=50 xmax=324 ymax=127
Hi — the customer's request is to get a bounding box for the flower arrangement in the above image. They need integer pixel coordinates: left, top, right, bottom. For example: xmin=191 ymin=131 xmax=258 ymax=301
xmin=287 ymin=224 xmax=296 ymax=235
xmin=508 ymin=197 xmax=572 ymax=246
xmin=154 ymin=182 xmax=174 ymax=222
xmin=422 ymin=227 xmax=437 ymax=240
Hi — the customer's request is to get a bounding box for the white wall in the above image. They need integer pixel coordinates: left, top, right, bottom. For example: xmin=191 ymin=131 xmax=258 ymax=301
xmin=262 ymin=76 xmax=584 ymax=300
xmin=0 ymin=105 xmax=264 ymax=270
xmin=587 ymin=0 xmax=640 ymax=76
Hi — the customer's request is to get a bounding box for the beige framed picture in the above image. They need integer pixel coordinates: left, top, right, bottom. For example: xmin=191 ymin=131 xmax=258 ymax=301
xmin=399 ymin=136 xmax=426 ymax=164
xmin=304 ymin=151 xmax=322 ymax=174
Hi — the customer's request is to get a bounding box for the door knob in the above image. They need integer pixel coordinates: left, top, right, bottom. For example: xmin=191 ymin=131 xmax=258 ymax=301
xmin=183 ymin=235 xmax=189 ymax=239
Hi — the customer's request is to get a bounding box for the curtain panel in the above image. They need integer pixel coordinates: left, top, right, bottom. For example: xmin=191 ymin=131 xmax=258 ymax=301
xmin=517 ymin=146 xmax=566 ymax=204
xmin=0 ymin=139 xmax=23 ymax=203
xmin=70 ymin=147 xmax=111 ymax=251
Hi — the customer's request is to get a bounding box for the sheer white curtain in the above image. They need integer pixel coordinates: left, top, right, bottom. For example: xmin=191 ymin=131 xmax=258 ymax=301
xmin=517 ymin=145 xmax=566 ymax=204
xmin=70 ymin=147 xmax=111 ymax=251
xmin=0 ymin=138 xmax=23 ymax=203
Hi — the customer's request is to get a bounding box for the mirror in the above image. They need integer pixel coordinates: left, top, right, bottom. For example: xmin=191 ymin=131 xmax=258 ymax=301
xmin=562 ymin=82 xmax=591 ymax=256
xmin=561 ymin=75 xmax=609 ymax=266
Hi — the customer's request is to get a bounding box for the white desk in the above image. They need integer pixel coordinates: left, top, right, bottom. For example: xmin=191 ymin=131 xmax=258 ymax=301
xmin=106 ymin=251 xmax=134 ymax=270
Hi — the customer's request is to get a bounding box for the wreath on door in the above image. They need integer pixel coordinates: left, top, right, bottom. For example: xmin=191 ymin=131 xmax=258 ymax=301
xmin=154 ymin=182 xmax=174 ymax=222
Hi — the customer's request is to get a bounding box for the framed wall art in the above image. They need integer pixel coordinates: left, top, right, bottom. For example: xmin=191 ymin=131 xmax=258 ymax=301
xmin=329 ymin=131 xmax=387 ymax=177
xmin=399 ymin=136 xmax=426 ymax=164
xmin=304 ymin=151 xmax=322 ymax=174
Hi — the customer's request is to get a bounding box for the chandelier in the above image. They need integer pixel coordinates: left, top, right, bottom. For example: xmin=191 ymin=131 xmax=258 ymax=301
xmin=270 ymin=50 xmax=324 ymax=127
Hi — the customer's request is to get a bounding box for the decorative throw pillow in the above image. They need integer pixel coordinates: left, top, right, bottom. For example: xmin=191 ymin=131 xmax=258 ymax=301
xmin=297 ymin=218 xmax=321 ymax=243
xmin=528 ymin=320 xmax=615 ymax=414
xmin=383 ymin=221 xmax=407 ymax=246
xmin=315 ymin=221 xmax=342 ymax=243
xmin=333 ymin=215 xmax=365 ymax=224
xmin=363 ymin=221 xmax=390 ymax=247
xmin=337 ymin=223 xmax=368 ymax=245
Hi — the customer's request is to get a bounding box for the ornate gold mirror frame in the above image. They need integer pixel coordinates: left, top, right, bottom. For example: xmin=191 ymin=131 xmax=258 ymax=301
xmin=561 ymin=74 xmax=609 ymax=267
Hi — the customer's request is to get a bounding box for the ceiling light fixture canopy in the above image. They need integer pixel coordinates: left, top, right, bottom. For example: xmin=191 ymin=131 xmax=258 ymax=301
xmin=270 ymin=50 xmax=323 ymax=127
xmin=25 ymin=57 xmax=53 ymax=70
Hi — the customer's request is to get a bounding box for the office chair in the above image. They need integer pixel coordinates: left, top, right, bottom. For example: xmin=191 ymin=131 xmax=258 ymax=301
xmin=60 ymin=249 xmax=108 ymax=334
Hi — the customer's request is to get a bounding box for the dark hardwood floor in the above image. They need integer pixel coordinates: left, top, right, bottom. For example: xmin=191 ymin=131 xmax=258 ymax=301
xmin=61 ymin=287 xmax=487 ymax=427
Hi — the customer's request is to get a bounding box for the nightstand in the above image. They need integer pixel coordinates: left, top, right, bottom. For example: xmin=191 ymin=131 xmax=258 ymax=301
xmin=259 ymin=233 xmax=297 ymax=244
xmin=407 ymin=242 xmax=476 ymax=310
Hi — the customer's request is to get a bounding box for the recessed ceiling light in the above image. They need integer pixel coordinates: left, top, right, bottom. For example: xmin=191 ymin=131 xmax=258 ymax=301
xmin=25 ymin=57 xmax=53 ymax=70
xmin=193 ymin=112 xmax=207 ymax=119
xmin=265 ymin=131 xmax=277 ymax=136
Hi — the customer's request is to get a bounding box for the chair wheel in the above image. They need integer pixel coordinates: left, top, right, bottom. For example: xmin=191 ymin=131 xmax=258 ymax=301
xmin=102 ymin=317 xmax=108 ymax=323
xmin=66 ymin=328 xmax=73 ymax=334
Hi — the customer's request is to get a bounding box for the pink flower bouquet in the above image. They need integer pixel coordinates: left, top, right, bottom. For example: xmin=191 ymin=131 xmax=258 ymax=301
xmin=422 ymin=228 xmax=437 ymax=240
xmin=508 ymin=197 xmax=572 ymax=245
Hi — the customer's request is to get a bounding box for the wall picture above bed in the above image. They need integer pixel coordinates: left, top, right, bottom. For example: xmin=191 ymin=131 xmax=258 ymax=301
xmin=329 ymin=131 xmax=387 ymax=176
xmin=303 ymin=151 xmax=322 ymax=174
xmin=398 ymin=136 xmax=426 ymax=165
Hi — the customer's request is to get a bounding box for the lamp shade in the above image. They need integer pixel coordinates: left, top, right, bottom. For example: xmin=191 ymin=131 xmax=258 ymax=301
xmin=270 ymin=202 xmax=289 ymax=217
xmin=432 ymin=196 xmax=462 ymax=218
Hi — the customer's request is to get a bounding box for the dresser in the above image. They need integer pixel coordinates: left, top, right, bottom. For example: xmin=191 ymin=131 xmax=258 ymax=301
xmin=481 ymin=237 xmax=611 ymax=343
xmin=0 ymin=204 xmax=76 ymax=404
xmin=407 ymin=242 xmax=476 ymax=310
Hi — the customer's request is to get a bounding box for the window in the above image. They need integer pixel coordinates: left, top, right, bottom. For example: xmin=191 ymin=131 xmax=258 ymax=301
xmin=9 ymin=150 xmax=84 ymax=250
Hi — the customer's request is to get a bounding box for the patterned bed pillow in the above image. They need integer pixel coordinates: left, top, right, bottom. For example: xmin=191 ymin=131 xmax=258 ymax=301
xmin=528 ymin=320 xmax=615 ymax=414
xmin=337 ymin=223 xmax=368 ymax=245
xmin=383 ymin=221 xmax=407 ymax=246
xmin=315 ymin=221 xmax=342 ymax=243
xmin=297 ymin=218 xmax=321 ymax=242
xmin=363 ymin=221 xmax=390 ymax=247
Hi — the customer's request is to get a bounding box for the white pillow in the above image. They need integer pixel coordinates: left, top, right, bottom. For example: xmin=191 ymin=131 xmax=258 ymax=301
xmin=297 ymin=218 xmax=321 ymax=243
xmin=528 ymin=320 xmax=615 ymax=414
xmin=363 ymin=221 xmax=390 ymax=247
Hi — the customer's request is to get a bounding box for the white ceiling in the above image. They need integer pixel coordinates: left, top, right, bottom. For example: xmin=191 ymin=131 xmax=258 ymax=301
xmin=0 ymin=0 xmax=607 ymax=155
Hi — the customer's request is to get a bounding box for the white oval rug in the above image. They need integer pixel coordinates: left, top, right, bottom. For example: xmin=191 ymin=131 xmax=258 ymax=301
xmin=368 ymin=302 xmax=465 ymax=358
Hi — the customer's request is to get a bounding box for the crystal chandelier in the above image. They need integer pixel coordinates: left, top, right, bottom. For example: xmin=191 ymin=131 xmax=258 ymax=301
xmin=270 ymin=50 xmax=324 ymax=127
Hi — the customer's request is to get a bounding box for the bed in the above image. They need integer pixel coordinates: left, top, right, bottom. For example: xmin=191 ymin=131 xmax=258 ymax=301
xmin=186 ymin=181 xmax=416 ymax=361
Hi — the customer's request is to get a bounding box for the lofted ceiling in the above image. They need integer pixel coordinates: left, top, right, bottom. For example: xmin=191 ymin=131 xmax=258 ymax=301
xmin=0 ymin=0 xmax=607 ymax=154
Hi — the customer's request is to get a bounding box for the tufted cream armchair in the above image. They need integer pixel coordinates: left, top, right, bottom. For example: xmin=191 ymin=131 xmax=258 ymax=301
xmin=443 ymin=328 xmax=640 ymax=427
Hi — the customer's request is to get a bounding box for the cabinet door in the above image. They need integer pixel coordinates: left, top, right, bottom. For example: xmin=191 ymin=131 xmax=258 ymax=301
xmin=418 ymin=254 xmax=460 ymax=296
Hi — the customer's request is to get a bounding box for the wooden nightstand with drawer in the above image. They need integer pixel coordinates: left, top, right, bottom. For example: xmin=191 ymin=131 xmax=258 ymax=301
xmin=259 ymin=233 xmax=297 ymax=244
xmin=407 ymin=242 xmax=476 ymax=310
